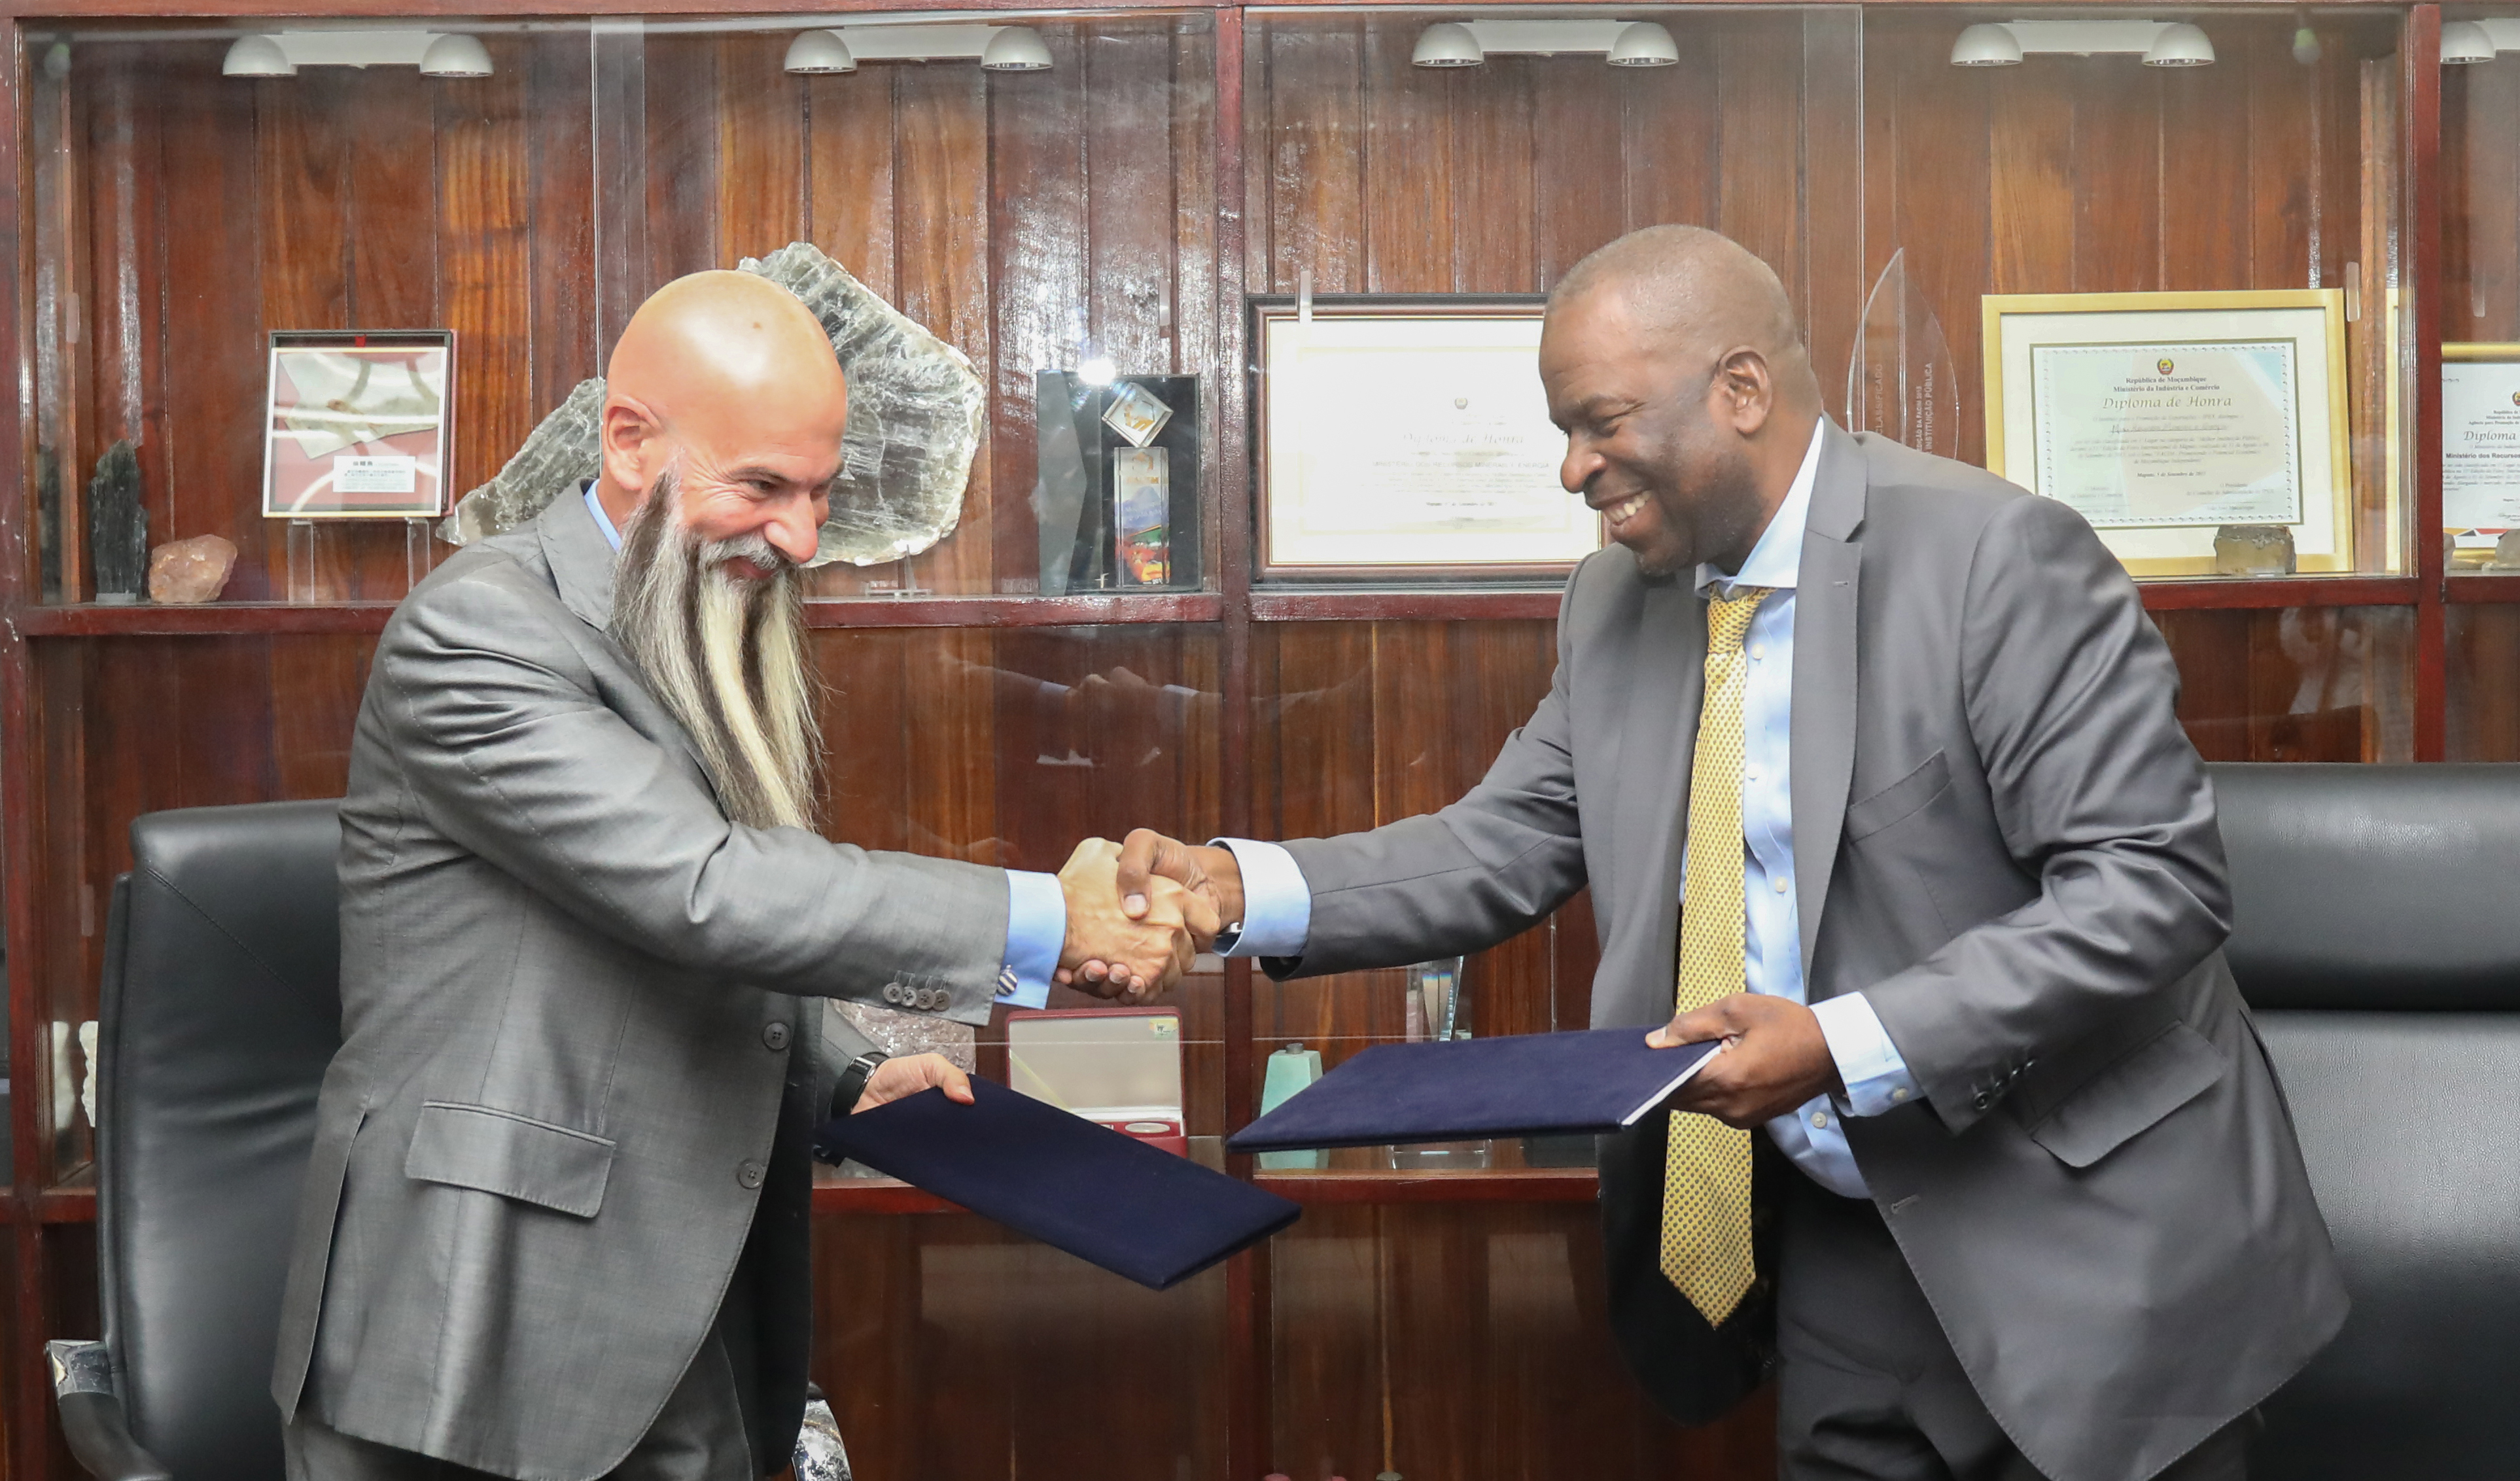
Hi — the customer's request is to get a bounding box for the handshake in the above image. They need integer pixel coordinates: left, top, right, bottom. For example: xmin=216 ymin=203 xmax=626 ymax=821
xmin=1051 ymin=831 xmax=1250 ymax=1003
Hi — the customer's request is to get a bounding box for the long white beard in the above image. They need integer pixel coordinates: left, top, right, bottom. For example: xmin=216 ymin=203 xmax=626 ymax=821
xmin=609 ymin=472 xmax=822 ymax=831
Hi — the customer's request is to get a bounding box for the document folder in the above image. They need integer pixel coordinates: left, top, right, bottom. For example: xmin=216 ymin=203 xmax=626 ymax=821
xmin=813 ymin=1077 xmax=1301 ymax=1290
xmin=1225 ymin=1028 xmax=1722 ymax=1153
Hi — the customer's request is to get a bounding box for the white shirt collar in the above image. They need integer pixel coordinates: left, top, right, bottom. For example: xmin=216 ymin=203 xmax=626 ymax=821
xmin=1695 ymin=419 xmax=1825 ymax=597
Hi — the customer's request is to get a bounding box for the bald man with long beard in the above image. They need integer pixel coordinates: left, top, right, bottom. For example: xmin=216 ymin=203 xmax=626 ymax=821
xmin=271 ymin=272 xmax=1212 ymax=1481
xmin=1105 ymin=227 xmax=2342 ymax=1481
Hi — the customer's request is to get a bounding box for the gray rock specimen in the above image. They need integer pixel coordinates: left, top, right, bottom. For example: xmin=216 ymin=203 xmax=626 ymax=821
xmin=88 ymin=439 xmax=149 ymax=603
xmin=148 ymin=534 xmax=239 ymax=604
xmin=439 ymin=243 xmax=983 ymax=567
xmin=2212 ymin=524 xmax=2296 ymax=577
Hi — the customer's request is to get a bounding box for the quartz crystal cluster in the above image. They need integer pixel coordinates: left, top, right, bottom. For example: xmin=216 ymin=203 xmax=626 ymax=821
xmin=439 ymin=244 xmax=984 ymax=566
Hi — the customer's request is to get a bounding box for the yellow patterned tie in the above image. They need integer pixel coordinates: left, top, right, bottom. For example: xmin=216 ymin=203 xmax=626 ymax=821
xmin=1660 ymin=585 xmax=1772 ymax=1327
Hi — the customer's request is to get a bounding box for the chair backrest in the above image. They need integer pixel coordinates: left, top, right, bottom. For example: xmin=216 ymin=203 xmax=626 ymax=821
xmin=97 ymin=800 xmax=343 ymax=1481
xmin=2211 ymin=764 xmax=2520 ymax=1478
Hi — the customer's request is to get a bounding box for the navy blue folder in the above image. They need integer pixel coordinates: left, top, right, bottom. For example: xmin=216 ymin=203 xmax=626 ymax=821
xmin=1225 ymin=1028 xmax=1722 ymax=1153
xmin=813 ymin=1078 xmax=1300 ymax=1290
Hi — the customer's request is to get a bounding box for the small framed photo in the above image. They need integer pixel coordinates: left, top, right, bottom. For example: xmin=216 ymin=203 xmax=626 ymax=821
xmin=262 ymin=330 xmax=455 ymax=519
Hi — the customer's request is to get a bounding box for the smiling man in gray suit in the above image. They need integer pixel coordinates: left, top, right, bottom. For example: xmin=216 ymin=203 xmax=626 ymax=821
xmin=1102 ymin=227 xmax=2345 ymax=1480
xmin=272 ymin=271 xmax=1212 ymax=1481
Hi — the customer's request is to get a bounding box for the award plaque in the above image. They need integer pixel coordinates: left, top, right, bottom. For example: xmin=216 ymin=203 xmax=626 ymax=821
xmin=2443 ymin=344 xmax=2520 ymax=566
xmin=1983 ymin=290 xmax=2351 ymax=576
xmin=262 ymin=330 xmax=454 ymax=519
xmin=1847 ymin=249 xmax=1961 ymax=460
xmin=1253 ymin=295 xmax=1603 ymax=581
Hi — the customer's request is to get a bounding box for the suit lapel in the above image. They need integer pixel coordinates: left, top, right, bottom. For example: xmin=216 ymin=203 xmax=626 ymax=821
xmin=1625 ymin=576 xmax=1707 ymax=1004
xmin=1791 ymin=423 xmax=1868 ymax=981
xmin=535 ymin=485 xmax=620 ymax=633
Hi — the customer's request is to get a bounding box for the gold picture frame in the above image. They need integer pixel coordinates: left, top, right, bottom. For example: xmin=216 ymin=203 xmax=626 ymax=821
xmin=2443 ymin=341 xmax=2520 ymax=568
xmin=1982 ymin=290 xmax=2352 ymax=578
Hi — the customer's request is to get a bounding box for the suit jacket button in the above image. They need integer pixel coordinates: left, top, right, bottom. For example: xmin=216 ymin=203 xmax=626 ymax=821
xmin=1972 ymin=1090 xmax=1993 ymax=1111
xmin=881 ymin=983 xmax=904 ymax=1005
xmin=917 ymin=988 xmax=942 ymax=1011
xmin=737 ymin=1160 xmax=766 ymax=1190
xmin=762 ymin=1022 xmax=792 ymax=1051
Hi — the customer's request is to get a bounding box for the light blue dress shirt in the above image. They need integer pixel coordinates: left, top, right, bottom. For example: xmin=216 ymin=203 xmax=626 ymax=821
xmin=581 ymin=483 xmax=1060 ymax=1009
xmin=1217 ymin=423 xmax=1917 ymax=1197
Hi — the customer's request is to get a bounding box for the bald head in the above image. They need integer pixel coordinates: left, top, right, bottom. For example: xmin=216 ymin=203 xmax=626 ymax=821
xmin=1537 ymin=227 xmax=1823 ymax=579
xmin=595 ymin=270 xmax=847 ymax=571
xmin=1548 ymin=226 xmax=1815 ymax=402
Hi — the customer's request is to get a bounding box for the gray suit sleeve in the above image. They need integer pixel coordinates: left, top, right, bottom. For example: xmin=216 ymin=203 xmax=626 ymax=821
xmin=1861 ymin=496 xmax=2231 ymax=1134
xmin=1272 ymin=579 xmax=1590 ymax=977
xmin=374 ymin=565 xmax=1010 ymax=1023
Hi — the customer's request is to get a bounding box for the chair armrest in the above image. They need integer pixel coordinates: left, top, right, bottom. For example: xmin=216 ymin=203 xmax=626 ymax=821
xmin=46 ymin=1341 xmax=171 ymax=1481
xmin=793 ymin=1382 xmax=854 ymax=1481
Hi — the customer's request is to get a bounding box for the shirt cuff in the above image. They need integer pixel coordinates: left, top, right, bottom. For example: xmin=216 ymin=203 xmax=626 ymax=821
xmin=1809 ymin=992 xmax=1921 ymax=1117
xmin=996 ymin=869 xmax=1065 ymax=1010
xmin=1209 ymin=839 xmax=1312 ymax=958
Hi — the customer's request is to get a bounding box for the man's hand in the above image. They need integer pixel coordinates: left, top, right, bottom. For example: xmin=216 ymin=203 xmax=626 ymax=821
xmin=1652 ymin=993 xmax=1842 ymax=1128
xmin=1061 ymin=829 xmax=1244 ymax=992
xmin=1058 ymin=838 xmax=1219 ymax=1003
xmin=852 ymin=1052 xmax=973 ymax=1112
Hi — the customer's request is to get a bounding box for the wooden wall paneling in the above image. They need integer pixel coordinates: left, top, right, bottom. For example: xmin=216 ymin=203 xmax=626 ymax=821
xmin=2353 ymin=55 xmax=2400 ymax=571
xmin=438 ymin=50 xmax=533 ymax=542
xmin=256 ymin=70 xmax=354 ymax=599
xmin=527 ymin=31 xmax=598 ymax=422
xmin=1984 ymin=66 xmax=2072 ymax=299
xmin=2447 ymin=604 xmax=2520 ymax=760
xmin=27 ymin=37 xmax=90 ymax=601
xmin=1268 ymin=1203 xmax=1384 ymax=1478
xmin=2247 ymin=24 xmax=2320 ymax=292
xmin=2411 ymin=9 xmax=2449 ymax=760
xmin=802 ymin=64 xmax=899 ymax=601
xmin=1361 ymin=22 xmax=1451 ymax=295
xmin=1801 ymin=10 xmax=1865 ymax=420
xmin=1169 ymin=16 xmax=1221 ymax=584
xmin=1619 ymin=26 xmax=1718 ymax=234
xmin=2160 ymin=51 xmax=2251 ymax=290
xmin=267 ymin=635 xmax=377 ymax=801
xmin=82 ymin=49 xmax=164 ymax=526
xmin=2445 ymin=60 xmax=2520 ymax=339
xmin=714 ymin=32 xmax=802 ymax=268
xmin=1713 ymin=18 xmax=1806 ymax=327
xmin=1866 ymin=21 xmax=1993 ymax=468
xmin=2073 ymin=65 xmax=2161 ymax=294
xmin=642 ymin=33 xmax=720 ymax=288
xmin=1530 ymin=45 xmax=1622 ymax=291
xmin=33 ymin=643 xmax=93 ymax=1183
xmin=895 ymin=64 xmax=992 ymax=596
xmin=985 ymin=26 xmax=1085 ymax=601
xmin=1448 ymin=55 xmax=1533 ymax=294
xmin=1259 ymin=20 xmax=1363 ymax=294
xmin=2154 ymin=607 xmax=2408 ymax=761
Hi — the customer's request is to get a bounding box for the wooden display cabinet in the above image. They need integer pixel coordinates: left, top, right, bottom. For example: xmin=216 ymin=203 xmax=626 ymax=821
xmin=0 ymin=4 xmax=2472 ymax=1478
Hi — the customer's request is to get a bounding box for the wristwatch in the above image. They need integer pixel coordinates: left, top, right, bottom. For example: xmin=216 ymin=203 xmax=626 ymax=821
xmin=831 ymin=1050 xmax=890 ymax=1119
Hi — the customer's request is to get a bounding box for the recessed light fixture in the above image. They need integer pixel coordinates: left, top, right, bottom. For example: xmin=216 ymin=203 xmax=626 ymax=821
xmin=784 ymin=29 xmax=857 ymax=75
xmin=981 ymin=27 xmax=1053 ymax=72
xmin=418 ymin=33 xmax=493 ymax=78
xmin=1077 ymin=357 xmax=1117 ymax=387
xmin=1412 ymin=22 xmax=1484 ymax=68
xmin=221 ymin=33 xmax=295 ymax=77
xmin=1605 ymin=22 xmax=1679 ymax=67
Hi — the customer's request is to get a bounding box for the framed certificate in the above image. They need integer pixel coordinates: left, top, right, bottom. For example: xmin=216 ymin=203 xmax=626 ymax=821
xmin=1252 ymin=295 xmax=1603 ymax=581
xmin=262 ymin=329 xmax=455 ymax=519
xmin=1982 ymin=291 xmax=2350 ymax=576
xmin=2444 ymin=343 xmax=2520 ymax=563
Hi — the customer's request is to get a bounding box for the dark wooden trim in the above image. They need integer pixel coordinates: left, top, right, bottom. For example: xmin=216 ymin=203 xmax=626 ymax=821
xmin=14 ymin=601 xmax=400 ymax=635
xmin=2446 ymin=574 xmax=2520 ymax=603
xmin=808 ymin=1181 xmax=961 ymax=1216
xmin=2135 ymin=576 xmax=2424 ymax=612
xmin=9 ymin=591 xmax=1231 ymax=636
xmin=1251 ymin=587 xmax=1567 ymax=622
xmin=1255 ymin=1168 xmax=1600 ymax=1204
xmin=29 ymin=1189 xmax=90 ymax=1224
xmin=2409 ymin=6 xmax=2448 ymax=760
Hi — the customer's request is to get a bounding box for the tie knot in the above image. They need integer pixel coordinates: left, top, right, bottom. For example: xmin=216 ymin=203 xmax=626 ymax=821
xmin=1706 ymin=587 xmax=1772 ymax=653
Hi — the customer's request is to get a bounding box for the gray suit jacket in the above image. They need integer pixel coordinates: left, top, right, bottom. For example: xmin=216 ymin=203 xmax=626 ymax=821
xmin=1270 ymin=423 xmax=2347 ymax=1481
xmin=271 ymin=491 xmax=1008 ymax=1480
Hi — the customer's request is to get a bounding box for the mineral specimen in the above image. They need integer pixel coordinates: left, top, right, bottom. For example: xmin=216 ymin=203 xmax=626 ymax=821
xmin=88 ymin=439 xmax=149 ymax=603
xmin=439 ymin=243 xmax=983 ymax=568
xmin=147 ymin=534 xmax=239 ymax=604
xmin=2212 ymin=525 xmax=2296 ymax=577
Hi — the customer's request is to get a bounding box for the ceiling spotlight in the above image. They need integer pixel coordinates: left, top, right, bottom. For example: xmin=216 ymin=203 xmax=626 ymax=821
xmin=2143 ymin=23 xmax=2215 ymax=67
xmin=1412 ymin=22 xmax=1484 ymax=68
xmin=784 ymin=29 xmax=856 ymax=75
xmin=2443 ymin=20 xmax=2496 ymax=63
xmin=221 ymin=33 xmax=295 ymax=77
xmin=981 ymin=27 xmax=1052 ymax=72
xmin=419 ymin=33 xmax=493 ymax=78
xmin=1077 ymin=357 xmax=1117 ymax=387
xmin=1950 ymin=23 xmax=2023 ymax=66
xmin=1606 ymin=22 xmax=1679 ymax=67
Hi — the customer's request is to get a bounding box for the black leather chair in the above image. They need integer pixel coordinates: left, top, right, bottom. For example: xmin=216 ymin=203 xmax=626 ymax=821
xmin=2217 ymin=763 xmax=2520 ymax=1478
xmin=48 ymin=801 xmax=852 ymax=1481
